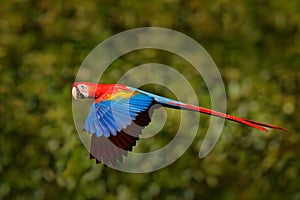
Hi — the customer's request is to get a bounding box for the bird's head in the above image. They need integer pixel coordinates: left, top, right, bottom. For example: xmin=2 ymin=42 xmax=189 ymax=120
xmin=72 ymin=82 xmax=97 ymax=100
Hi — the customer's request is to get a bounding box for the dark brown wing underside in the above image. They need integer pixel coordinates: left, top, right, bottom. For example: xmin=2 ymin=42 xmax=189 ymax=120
xmin=90 ymin=104 xmax=158 ymax=166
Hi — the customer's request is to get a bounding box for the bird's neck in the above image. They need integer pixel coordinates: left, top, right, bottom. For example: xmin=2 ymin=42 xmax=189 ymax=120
xmin=94 ymin=83 xmax=127 ymax=99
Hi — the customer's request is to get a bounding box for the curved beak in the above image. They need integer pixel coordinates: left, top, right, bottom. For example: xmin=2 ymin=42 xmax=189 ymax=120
xmin=72 ymin=87 xmax=78 ymax=100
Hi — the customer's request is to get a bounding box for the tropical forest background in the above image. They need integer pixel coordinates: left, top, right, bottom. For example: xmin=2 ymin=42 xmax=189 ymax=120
xmin=1 ymin=0 xmax=299 ymax=199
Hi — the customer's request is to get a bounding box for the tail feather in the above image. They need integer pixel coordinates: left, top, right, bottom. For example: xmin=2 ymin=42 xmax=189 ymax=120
xmin=180 ymin=104 xmax=270 ymax=132
xmin=133 ymin=88 xmax=288 ymax=132
xmin=243 ymin=119 xmax=288 ymax=132
xmin=181 ymin=104 xmax=287 ymax=132
xmin=161 ymin=101 xmax=287 ymax=132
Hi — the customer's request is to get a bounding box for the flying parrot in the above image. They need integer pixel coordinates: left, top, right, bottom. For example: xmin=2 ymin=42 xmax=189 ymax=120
xmin=72 ymin=82 xmax=287 ymax=166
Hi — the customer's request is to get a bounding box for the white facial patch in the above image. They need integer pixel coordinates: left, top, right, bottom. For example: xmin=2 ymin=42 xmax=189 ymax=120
xmin=77 ymin=84 xmax=88 ymax=97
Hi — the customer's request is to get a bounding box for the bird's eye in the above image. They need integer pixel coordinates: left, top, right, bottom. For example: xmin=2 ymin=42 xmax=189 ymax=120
xmin=80 ymin=85 xmax=86 ymax=89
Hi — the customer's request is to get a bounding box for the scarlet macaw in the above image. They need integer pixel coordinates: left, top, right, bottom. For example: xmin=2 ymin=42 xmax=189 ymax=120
xmin=72 ymin=82 xmax=287 ymax=165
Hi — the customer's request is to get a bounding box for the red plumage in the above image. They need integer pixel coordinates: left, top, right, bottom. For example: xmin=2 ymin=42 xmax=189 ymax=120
xmin=72 ymin=82 xmax=288 ymax=165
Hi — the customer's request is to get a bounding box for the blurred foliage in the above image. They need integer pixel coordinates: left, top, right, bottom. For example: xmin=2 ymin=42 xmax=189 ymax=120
xmin=0 ymin=0 xmax=299 ymax=199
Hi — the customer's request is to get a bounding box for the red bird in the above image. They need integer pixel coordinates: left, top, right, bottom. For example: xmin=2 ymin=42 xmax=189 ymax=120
xmin=72 ymin=82 xmax=287 ymax=165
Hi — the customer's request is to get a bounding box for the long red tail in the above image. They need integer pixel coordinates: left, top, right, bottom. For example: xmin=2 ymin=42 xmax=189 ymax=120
xmin=133 ymin=87 xmax=288 ymax=132
xmin=178 ymin=104 xmax=288 ymax=132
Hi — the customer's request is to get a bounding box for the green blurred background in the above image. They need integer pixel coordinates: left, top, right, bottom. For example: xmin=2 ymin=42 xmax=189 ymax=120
xmin=1 ymin=0 xmax=299 ymax=199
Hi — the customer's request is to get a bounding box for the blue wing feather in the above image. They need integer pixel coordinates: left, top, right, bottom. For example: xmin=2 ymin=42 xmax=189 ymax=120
xmin=128 ymin=87 xmax=186 ymax=108
xmin=84 ymin=91 xmax=154 ymax=137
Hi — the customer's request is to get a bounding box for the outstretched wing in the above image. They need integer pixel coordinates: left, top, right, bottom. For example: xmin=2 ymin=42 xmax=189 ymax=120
xmin=90 ymin=107 xmax=156 ymax=165
xmin=84 ymin=89 xmax=157 ymax=165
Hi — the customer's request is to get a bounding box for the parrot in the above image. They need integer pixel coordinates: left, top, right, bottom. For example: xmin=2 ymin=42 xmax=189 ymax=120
xmin=72 ymin=82 xmax=287 ymax=166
